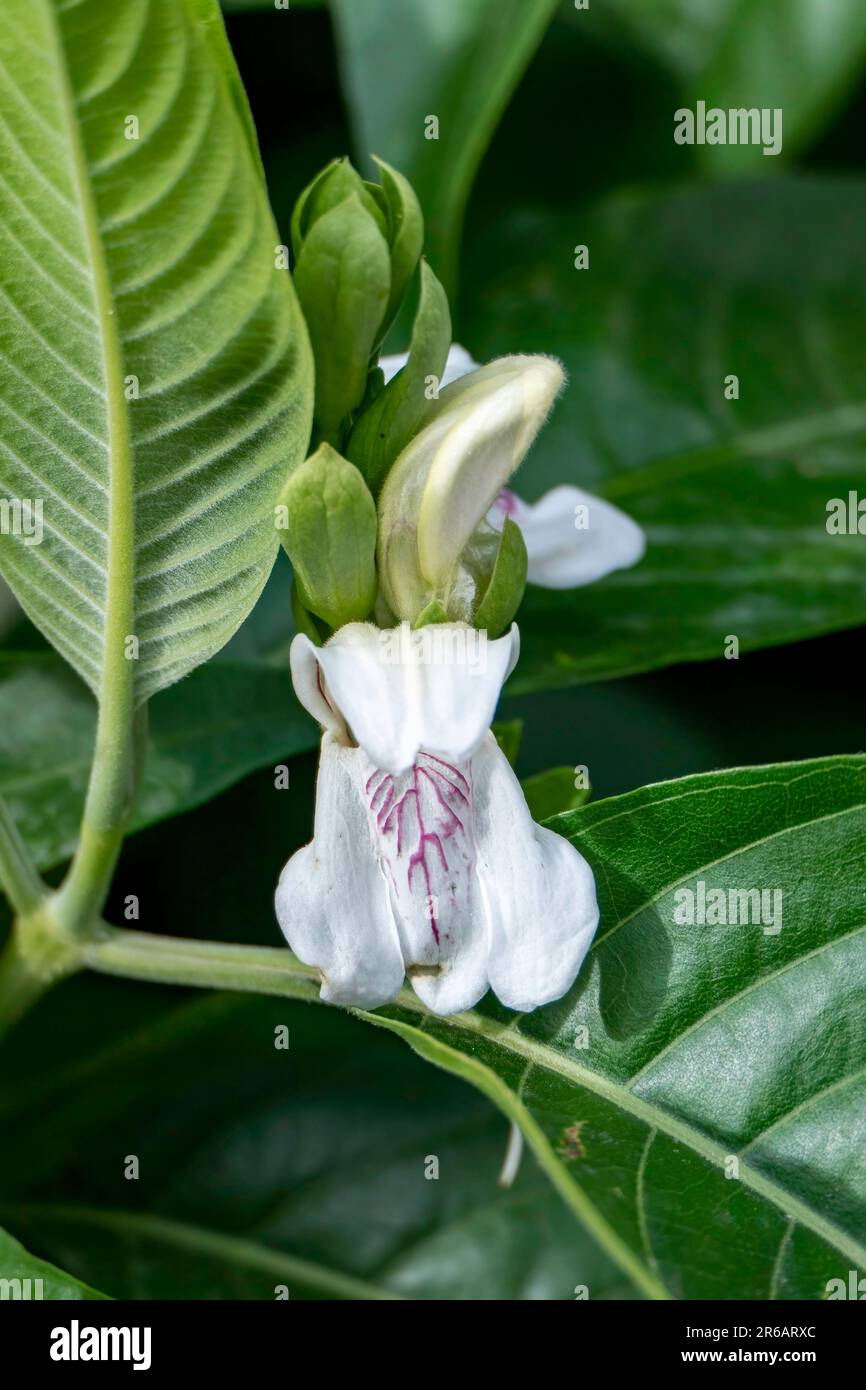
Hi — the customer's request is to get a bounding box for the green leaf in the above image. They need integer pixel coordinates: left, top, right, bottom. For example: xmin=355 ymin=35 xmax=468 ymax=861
xmin=591 ymin=0 xmax=866 ymax=170
xmin=0 ymin=653 xmax=316 ymax=872
xmin=0 ymin=0 xmax=312 ymax=705
xmin=345 ymin=260 xmax=451 ymax=493
xmin=0 ymin=990 xmax=635 ymax=1300
xmin=460 ymin=179 xmax=866 ymax=692
xmin=0 ymin=1224 xmax=108 ymax=1300
xmin=359 ymin=754 xmax=866 ymax=1299
xmin=330 ymin=0 xmax=561 ymax=291
xmin=521 ymin=766 xmax=589 ymax=822
xmin=492 ymin=718 xmax=522 ymax=768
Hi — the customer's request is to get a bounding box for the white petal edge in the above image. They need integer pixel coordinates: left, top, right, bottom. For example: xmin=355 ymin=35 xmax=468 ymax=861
xmin=379 ymin=342 xmax=478 ymax=388
xmin=417 ymin=357 xmax=565 ymax=592
xmin=473 ymin=733 xmax=599 ymax=1010
xmin=294 ymin=621 xmax=520 ymax=775
xmin=274 ymin=736 xmax=405 ymax=1009
xmin=289 ymin=633 xmax=347 ymax=739
xmin=489 ymin=485 xmax=646 ymax=589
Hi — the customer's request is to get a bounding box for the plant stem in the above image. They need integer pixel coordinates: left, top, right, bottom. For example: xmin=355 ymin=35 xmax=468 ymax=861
xmin=54 ymin=705 xmax=147 ymax=938
xmin=82 ymin=928 xmax=324 ymax=1002
xmin=0 ymin=933 xmax=48 ymax=1034
xmin=0 ymin=917 xmax=81 ymax=1038
xmin=0 ymin=798 xmax=44 ymax=917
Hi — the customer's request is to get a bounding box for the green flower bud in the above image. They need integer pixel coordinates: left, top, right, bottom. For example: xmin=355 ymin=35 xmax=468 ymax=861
xmin=276 ymin=444 xmax=378 ymax=630
xmin=377 ymin=355 xmax=564 ymax=624
xmin=294 ymin=194 xmax=391 ymax=443
xmin=291 ymin=158 xmax=387 ymax=260
xmin=291 ymin=158 xmax=425 ymax=445
xmin=371 ymin=157 xmax=424 ymax=343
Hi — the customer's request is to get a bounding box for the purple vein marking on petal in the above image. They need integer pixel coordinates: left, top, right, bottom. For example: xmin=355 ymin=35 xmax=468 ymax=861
xmin=382 ymin=785 xmax=415 ymax=856
xmin=367 ymin=753 xmax=475 ymax=950
xmin=376 ymin=783 xmax=396 ymax=827
xmin=367 ymin=771 xmax=395 ymax=823
xmin=417 ymin=766 xmax=466 ymax=830
xmin=495 ymin=488 xmax=519 ymax=517
xmin=424 ymin=754 xmax=471 ymax=797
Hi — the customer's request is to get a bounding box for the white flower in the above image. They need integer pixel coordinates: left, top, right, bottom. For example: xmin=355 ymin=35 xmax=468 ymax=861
xmin=275 ymin=621 xmax=599 ymax=1017
xmin=488 ymin=486 xmax=645 ymax=589
xmin=380 ymin=342 xmax=476 ymax=391
xmin=378 ymin=354 xmax=565 ymax=623
xmin=381 ymin=345 xmax=645 ymax=590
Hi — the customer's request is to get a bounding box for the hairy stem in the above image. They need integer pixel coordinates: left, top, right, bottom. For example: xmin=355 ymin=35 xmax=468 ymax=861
xmin=53 ymin=706 xmax=147 ymax=939
xmin=83 ymin=928 xmax=324 ymax=1002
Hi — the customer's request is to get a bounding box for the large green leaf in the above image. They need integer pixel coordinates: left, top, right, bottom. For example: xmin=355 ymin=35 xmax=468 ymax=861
xmin=587 ymin=0 xmax=866 ymax=169
xmin=0 ymin=0 xmax=312 ymax=705
xmin=360 ymin=755 xmax=866 ymax=1299
xmin=0 ymin=989 xmax=635 ymax=1300
xmin=15 ymin=752 xmax=859 ymax=1300
xmin=461 ymin=178 xmax=866 ymax=691
xmin=0 ymin=652 xmax=316 ymax=872
xmin=330 ymin=0 xmax=560 ymax=292
xmin=0 ymin=1224 xmax=108 ymax=1299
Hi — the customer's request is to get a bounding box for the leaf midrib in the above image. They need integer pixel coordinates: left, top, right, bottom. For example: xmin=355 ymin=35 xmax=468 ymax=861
xmin=386 ymin=992 xmax=866 ymax=1272
xmin=1 ymin=1202 xmax=403 ymax=1301
xmin=44 ymin=0 xmax=135 ymax=705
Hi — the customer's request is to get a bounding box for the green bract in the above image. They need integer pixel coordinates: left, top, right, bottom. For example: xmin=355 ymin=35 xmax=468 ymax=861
xmin=472 ymin=517 xmax=528 ymax=637
xmin=277 ymin=444 xmax=377 ymax=630
xmin=293 ymin=191 xmax=391 ymax=445
xmin=292 ymin=156 xmax=424 ymax=446
xmin=377 ymin=356 xmax=563 ymax=624
xmin=346 ymin=259 xmax=451 ymax=494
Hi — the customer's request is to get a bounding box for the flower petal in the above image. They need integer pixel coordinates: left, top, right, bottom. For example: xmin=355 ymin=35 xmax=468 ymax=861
xmin=379 ymin=342 xmax=478 ymax=387
xmin=368 ymin=752 xmax=490 ymax=1015
xmin=289 ymin=633 xmax=346 ymax=739
xmin=489 ymin=485 xmax=645 ymax=588
xmin=274 ymin=735 xmax=405 ymax=1009
xmin=473 ymin=733 xmax=599 ymax=1010
xmin=417 ymin=357 xmax=565 ymax=593
xmin=378 ymin=355 xmax=564 ymax=620
xmin=297 ymin=620 xmax=519 ymax=775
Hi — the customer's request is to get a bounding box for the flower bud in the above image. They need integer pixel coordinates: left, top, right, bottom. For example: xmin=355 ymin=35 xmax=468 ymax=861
xmin=277 ymin=444 xmax=377 ymax=630
xmin=377 ymin=355 xmax=564 ymax=623
xmin=291 ymin=158 xmax=424 ymax=445
xmin=291 ymin=158 xmax=388 ymax=259
xmin=293 ymin=188 xmax=391 ymax=443
xmin=371 ymin=157 xmax=424 ymax=342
